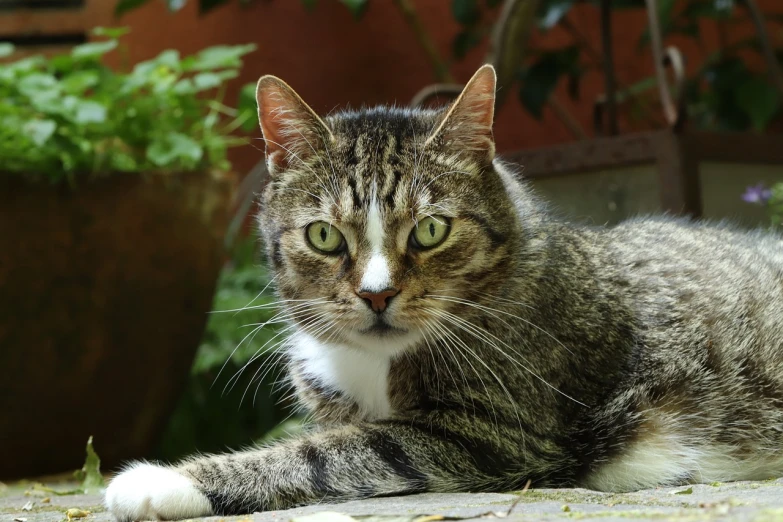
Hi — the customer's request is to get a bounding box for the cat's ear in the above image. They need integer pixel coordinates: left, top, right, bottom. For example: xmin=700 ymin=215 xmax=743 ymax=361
xmin=425 ymin=64 xmax=496 ymax=162
xmin=256 ymin=75 xmax=333 ymax=175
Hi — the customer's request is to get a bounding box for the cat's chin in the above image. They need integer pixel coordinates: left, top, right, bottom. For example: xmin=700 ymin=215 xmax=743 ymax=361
xmin=343 ymin=327 xmax=423 ymax=357
xmin=359 ymin=321 xmax=407 ymax=337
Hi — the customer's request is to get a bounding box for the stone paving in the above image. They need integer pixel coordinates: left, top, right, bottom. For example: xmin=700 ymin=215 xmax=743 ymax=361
xmin=3 ymin=478 xmax=783 ymax=522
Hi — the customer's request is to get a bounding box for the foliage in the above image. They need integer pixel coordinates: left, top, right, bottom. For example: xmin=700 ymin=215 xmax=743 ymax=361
xmin=114 ymin=0 xmax=783 ymax=133
xmin=0 ymin=28 xmax=256 ymax=182
xmin=116 ymin=0 xmax=369 ymax=18
xmin=74 ymin=436 xmax=104 ymax=494
xmin=31 ymin=437 xmax=104 ymax=496
xmin=743 ymin=182 xmax=783 ymax=227
xmin=157 ymin=238 xmax=296 ymax=461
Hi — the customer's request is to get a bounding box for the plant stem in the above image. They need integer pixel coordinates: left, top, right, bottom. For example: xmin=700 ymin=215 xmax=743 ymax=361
xmin=599 ymin=0 xmax=618 ymax=135
xmin=549 ymin=95 xmax=588 ymax=140
xmin=392 ymin=0 xmax=455 ymax=83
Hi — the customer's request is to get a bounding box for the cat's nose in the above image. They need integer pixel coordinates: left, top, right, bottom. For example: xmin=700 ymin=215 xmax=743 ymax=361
xmin=357 ymin=287 xmax=400 ymax=313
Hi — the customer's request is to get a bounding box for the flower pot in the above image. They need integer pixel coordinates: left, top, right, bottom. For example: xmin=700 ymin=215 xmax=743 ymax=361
xmin=0 ymin=171 xmax=235 ymax=479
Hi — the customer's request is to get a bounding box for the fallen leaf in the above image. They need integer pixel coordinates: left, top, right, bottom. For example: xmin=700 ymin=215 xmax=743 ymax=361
xmin=32 ymin=484 xmax=82 ymax=496
xmin=561 ymin=505 xmax=571 ymax=512
xmin=415 ymin=517 xmax=444 ymax=522
xmin=21 ymin=501 xmax=33 ymax=511
xmin=42 ymin=497 xmax=51 ymax=503
xmin=14 ymin=518 xmax=27 ymax=522
xmin=65 ymin=508 xmax=91 ymax=521
xmin=673 ymin=487 xmax=693 ymax=495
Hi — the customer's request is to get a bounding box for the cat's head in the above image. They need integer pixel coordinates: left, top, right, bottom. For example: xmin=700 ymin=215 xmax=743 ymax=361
xmin=256 ymin=65 xmax=526 ymax=356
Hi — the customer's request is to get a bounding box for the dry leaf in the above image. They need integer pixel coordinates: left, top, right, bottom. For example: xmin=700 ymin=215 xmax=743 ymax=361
xmin=65 ymin=508 xmax=91 ymax=521
xmin=21 ymin=501 xmax=33 ymax=511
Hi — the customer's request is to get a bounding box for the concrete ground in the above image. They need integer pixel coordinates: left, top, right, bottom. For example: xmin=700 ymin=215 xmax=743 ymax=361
xmin=3 ymin=478 xmax=783 ymax=522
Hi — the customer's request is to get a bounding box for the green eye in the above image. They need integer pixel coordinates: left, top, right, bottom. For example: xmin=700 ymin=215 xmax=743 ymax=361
xmin=306 ymin=221 xmax=344 ymax=253
xmin=411 ymin=216 xmax=450 ymax=249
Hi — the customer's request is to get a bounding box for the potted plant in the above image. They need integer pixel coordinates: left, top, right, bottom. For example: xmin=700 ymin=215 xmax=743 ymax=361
xmin=0 ymin=28 xmax=255 ymax=479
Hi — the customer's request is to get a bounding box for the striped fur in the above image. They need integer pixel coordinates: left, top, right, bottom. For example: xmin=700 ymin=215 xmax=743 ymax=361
xmin=105 ymin=65 xmax=783 ymax=521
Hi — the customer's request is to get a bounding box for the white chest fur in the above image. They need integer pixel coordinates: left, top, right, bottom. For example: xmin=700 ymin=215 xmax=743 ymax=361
xmin=289 ymin=332 xmax=393 ymax=420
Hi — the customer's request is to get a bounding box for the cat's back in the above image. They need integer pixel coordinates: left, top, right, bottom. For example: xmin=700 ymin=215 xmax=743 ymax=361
xmin=606 ymin=215 xmax=783 ymax=295
xmin=602 ymin=215 xmax=783 ymax=384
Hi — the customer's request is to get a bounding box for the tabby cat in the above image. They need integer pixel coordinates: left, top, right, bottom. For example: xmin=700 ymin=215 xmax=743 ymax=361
xmin=105 ymin=65 xmax=783 ymax=521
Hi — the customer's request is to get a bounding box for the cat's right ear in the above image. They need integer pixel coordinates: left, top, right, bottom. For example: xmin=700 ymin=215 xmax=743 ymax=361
xmin=256 ymin=76 xmax=333 ymax=175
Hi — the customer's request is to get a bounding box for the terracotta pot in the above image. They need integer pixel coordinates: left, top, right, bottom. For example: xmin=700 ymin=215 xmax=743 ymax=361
xmin=0 ymin=171 xmax=235 ymax=479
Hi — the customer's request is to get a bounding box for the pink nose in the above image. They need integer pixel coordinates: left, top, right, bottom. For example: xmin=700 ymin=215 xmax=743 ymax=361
xmin=357 ymin=288 xmax=400 ymax=313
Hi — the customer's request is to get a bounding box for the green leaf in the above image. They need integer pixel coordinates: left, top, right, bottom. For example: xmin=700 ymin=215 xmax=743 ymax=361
xmin=147 ymin=132 xmax=204 ymax=166
xmin=18 ymin=73 xmax=59 ymax=97
xmin=452 ymin=30 xmax=482 ymax=60
xmin=110 ymin=150 xmax=139 ymax=172
xmin=79 ymin=436 xmax=104 ymax=494
xmin=518 ymin=46 xmax=580 ymax=119
xmin=61 ymin=70 xmax=100 ymax=94
xmin=0 ymin=42 xmax=14 ymax=58
xmin=92 ymin=26 xmax=131 ymax=38
xmin=115 ymin=0 xmax=153 ymax=16
xmin=199 ymin=0 xmax=228 ymax=12
xmin=736 ymin=76 xmax=780 ymax=131
xmin=173 ymin=78 xmax=196 ymax=94
xmin=49 ymin=53 xmax=75 ymax=73
xmin=194 ymin=72 xmax=221 ymax=91
xmin=537 ymin=0 xmax=574 ymax=29
xmin=185 ymin=44 xmax=256 ymax=71
xmin=75 ymin=100 xmax=108 ymax=124
xmin=339 ymin=0 xmax=369 ymax=19
xmin=72 ymin=40 xmax=118 ymax=59
xmin=674 ymin=487 xmax=693 ymax=495
xmin=238 ymin=82 xmax=259 ymax=132
xmin=452 ymin=0 xmax=480 ymax=26
xmin=168 ymin=0 xmax=188 ymax=10
xmin=23 ymin=120 xmax=56 ymax=146
xmin=193 ymin=71 xmax=236 ymax=91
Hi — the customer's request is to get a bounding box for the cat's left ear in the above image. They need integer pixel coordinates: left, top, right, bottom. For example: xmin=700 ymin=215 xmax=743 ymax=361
xmin=425 ymin=64 xmax=496 ymax=163
xmin=256 ymin=75 xmax=333 ymax=176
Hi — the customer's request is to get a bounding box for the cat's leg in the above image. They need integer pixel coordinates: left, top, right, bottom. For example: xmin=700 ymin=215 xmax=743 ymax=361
xmin=105 ymin=415 xmax=557 ymax=521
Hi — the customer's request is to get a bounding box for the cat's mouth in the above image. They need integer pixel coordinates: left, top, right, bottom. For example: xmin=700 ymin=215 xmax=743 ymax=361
xmin=359 ymin=318 xmax=407 ymax=337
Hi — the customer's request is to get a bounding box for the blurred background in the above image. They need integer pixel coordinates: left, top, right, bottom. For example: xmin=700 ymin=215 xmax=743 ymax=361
xmin=2 ymin=0 xmax=783 ymax=481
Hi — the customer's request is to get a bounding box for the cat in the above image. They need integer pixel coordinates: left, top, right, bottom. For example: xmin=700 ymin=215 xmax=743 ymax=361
xmin=105 ymin=64 xmax=783 ymax=521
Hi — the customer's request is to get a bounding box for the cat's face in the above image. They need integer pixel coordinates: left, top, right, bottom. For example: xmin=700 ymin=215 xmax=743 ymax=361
xmin=256 ymin=66 xmax=520 ymax=355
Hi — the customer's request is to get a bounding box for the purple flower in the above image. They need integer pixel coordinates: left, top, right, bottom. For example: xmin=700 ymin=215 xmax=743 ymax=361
xmin=742 ymin=183 xmax=772 ymax=205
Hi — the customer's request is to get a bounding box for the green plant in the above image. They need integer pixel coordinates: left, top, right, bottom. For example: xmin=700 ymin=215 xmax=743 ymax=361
xmin=157 ymin=239 xmax=296 ymax=460
xmin=743 ymin=182 xmax=783 ymax=227
xmin=0 ymin=27 xmax=256 ymax=182
xmin=115 ymin=0 xmax=783 ymax=134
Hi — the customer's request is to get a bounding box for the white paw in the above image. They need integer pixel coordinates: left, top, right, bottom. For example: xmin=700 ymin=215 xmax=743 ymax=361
xmin=105 ymin=462 xmax=213 ymax=521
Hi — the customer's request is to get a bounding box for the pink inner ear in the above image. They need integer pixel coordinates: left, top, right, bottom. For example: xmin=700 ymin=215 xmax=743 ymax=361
xmin=465 ymin=68 xmax=496 ymax=130
xmin=430 ymin=66 xmax=497 ymax=155
xmin=256 ymin=77 xmax=330 ymax=172
xmin=257 ymin=86 xmax=295 ymax=166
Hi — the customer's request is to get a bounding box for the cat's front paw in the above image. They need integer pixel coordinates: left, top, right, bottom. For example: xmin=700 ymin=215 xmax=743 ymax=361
xmin=105 ymin=462 xmax=213 ymax=521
